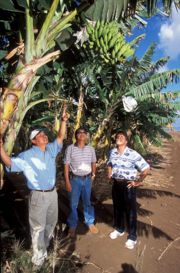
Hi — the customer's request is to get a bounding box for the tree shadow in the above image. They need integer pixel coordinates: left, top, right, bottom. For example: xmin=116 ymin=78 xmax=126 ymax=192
xmin=94 ymin=202 xmax=172 ymax=241
xmin=137 ymin=188 xmax=180 ymax=199
xmin=118 ymin=263 xmax=139 ymax=273
xmin=144 ymin=151 xmax=169 ymax=169
xmin=0 ymin=173 xmax=31 ymax=248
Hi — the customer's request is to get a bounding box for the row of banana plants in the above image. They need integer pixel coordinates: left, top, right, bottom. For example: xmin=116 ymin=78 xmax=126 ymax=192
xmin=0 ymin=0 xmax=179 ymax=159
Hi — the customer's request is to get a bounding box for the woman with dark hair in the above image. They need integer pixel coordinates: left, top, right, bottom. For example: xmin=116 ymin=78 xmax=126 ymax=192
xmin=107 ymin=131 xmax=150 ymax=249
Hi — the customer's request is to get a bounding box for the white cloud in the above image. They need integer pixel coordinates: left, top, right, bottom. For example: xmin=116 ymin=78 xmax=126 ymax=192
xmin=158 ymin=5 xmax=180 ymax=59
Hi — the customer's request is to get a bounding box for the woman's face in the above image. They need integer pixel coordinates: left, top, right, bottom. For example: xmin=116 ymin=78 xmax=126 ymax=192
xmin=116 ymin=134 xmax=127 ymax=146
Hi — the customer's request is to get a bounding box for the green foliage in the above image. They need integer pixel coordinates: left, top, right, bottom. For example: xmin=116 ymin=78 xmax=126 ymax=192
xmin=0 ymin=0 xmax=179 ymax=155
xmin=1 ymin=238 xmax=79 ymax=273
xmin=132 ymin=134 xmax=147 ymax=155
xmin=84 ymin=0 xmax=132 ymax=22
xmin=83 ymin=0 xmax=175 ymax=22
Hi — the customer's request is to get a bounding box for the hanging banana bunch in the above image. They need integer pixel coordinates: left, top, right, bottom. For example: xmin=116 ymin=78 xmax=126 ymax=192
xmin=86 ymin=21 xmax=135 ymax=64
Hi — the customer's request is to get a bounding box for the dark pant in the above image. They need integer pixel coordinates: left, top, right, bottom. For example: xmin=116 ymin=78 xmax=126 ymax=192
xmin=112 ymin=180 xmax=137 ymax=241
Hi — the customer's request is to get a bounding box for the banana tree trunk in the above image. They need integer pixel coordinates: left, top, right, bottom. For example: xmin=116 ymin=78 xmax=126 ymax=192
xmin=91 ymin=111 xmax=114 ymax=147
xmin=73 ymin=88 xmax=84 ymax=142
xmin=132 ymin=134 xmax=147 ymax=155
xmin=91 ymin=99 xmax=122 ymax=147
xmin=0 ymin=0 xmax=77 ymax=154
xmin=0 ymin=51 xmax=60 ymax=150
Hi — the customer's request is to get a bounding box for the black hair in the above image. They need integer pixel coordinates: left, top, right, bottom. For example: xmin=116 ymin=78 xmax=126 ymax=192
xmin=115 ymin=130 xmax=128 ymax=141
xmin=75 ymin=127 xmax=88 ymax=139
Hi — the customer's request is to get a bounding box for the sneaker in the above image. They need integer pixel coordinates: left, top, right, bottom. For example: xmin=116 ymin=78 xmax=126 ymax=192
xmin=109 ymin=230 xmax=125 ymax=239
xmin=125 ymin=239 xmax=137 ymax=249
xmin=89 ymin=224 xmax=99 ymax=234
xmin=68 ymin=228 xmax=76 ymax=238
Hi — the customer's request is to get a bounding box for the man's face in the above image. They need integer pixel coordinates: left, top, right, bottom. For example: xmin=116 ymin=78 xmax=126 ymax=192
xmin=116 ymin=133 xmax=127 ymax=146
xmin=76 ymin=130 xmax=88 ymax=142
xmin=32 ymin=131 xmax=48 ymax=146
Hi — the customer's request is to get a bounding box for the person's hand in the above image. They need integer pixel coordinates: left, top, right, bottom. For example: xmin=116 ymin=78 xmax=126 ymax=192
xmin=61 ymin=103 xmax=70 ymax=122
xmin=91 ymin=173 xmax=96 ymax=181
xmin=108 ymin=174 xmax=113 ymax=184
xmin=65 ymin=181 xmax=72 ymax=192
xmin=127 ymin=181 xmax=141 ymax=189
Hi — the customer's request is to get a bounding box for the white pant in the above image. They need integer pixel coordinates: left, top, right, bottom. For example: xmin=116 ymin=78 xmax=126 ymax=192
xmin=28 ymin=188 xmax=58 ymax=266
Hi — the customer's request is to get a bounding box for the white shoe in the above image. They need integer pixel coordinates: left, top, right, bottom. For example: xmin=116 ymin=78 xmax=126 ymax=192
xmin=125 ymin=239 xmax=137 ymax=249
xmin=109 ymin=230 xmax=125 ymax=239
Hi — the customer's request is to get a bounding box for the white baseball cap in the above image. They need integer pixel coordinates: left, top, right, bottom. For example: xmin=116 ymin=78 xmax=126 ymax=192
xmin=29 ymin=129 xmax=43 ymax=140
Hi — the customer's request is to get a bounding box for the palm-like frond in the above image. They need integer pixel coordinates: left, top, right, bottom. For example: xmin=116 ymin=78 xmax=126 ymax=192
xmin=84 ymin=0 xmax=137 ymax=22
xmin=127 ymin=69 xmax=180 ymax=98
xmin=83 ymin=0 xmax=176 ymax=22
xmin=139 ymin=43 xmax=157 ymax=72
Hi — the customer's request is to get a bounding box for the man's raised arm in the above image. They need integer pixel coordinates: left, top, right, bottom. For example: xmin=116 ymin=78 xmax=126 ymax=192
xmin=57 ymin=104 xmax=69 ymax=144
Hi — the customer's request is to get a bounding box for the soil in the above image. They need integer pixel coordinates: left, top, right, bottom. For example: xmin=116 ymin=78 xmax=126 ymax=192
xmin=1 ymin=132 xmax=180 ymax=273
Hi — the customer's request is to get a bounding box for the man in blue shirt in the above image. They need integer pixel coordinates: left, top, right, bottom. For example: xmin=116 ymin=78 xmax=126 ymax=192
xmin=107 ymin=130 xmax=150 ymax=250
xmin=0 ymin=106 xmax=69 ymax=266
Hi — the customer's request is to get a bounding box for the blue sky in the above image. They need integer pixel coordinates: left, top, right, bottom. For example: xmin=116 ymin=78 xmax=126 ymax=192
xmin=132 ymin=7 xmax=180 ymax=73
xmin=131 ymin=6 xmax=180 ymax=130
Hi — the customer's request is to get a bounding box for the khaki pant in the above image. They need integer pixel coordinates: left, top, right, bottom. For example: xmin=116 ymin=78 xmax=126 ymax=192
xmin=28 ymin=188 xmax=58 ymax=266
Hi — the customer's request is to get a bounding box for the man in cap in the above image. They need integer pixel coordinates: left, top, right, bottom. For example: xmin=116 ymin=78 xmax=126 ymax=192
xmin=0 ymin=106 xmax=69 ymax=266
xmin=64 ymin=127 xmax=98 ymax=238
xmin=107 ymin=130 xmax=150 ymax=249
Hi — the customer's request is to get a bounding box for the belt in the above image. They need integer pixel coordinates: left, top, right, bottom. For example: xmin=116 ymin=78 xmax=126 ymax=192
xmin=113 ymin=179 xmax=129 ymax=183
xmin=33 ymin=187 xmax=55 ymax=192
xmin=72 ymin=173 xmax=91 ymax=179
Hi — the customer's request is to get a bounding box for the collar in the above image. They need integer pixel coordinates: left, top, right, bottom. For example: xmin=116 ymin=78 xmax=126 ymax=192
xmin=32 ymin=145 xmax=47 ymax=152
xmin=114 ymin=146 xmax=128 ymax=155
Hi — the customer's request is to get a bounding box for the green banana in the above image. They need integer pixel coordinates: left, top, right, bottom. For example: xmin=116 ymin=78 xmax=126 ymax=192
xmin=104 ymin=52 xmax=111 ymax=60
xmin=100 ymin=54 xmax=110 ymax=63
xmin=94 ymin=27 xmax=99 ymax=42
xmin=108 ymin=33 xmax=120 ymax=48
xmin=86 ymin=24 xmax=94 ymax=36
xmin=96 ymin=20 xmax=100 ymax=31
xmin=118 ymin=44 xmax=130 ymax=57
xmin=96 ymin=38 xmax=101 ymax=48
xmin=90 ymin=31 xmax=96 ymax=42
xmin=115 ymin=48 xmax=123 ymax=60
xmin=123 ymin=47 xmax=134 ymax=58
xmin=111 ymin=48 xmax=116 ymax=59
xmin=104 ymin=33 xmax=108 ymax=46
xmin=89 ymin=41 xmax=94 ymax=47
xmin=98 ymin=21 xmax=105 ymax=37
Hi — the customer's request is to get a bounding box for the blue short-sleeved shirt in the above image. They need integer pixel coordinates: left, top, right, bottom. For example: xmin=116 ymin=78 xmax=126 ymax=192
xmin=7 ymin=140 xmax=62 ymax=190
xmin=107 ymin=146 xmax=150 ymax=181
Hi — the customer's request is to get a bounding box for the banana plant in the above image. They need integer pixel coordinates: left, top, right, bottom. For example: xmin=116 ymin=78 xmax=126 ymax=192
xmin=0 ymin=0 xmax=77 ymax=154
xmin=87 ymin=43 xmax=180 ymax=149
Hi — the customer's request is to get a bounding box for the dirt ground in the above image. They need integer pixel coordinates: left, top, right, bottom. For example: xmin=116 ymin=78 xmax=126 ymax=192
xmin=1 ymin=132 xmax=180 ymax=273
xmin=59 ymin=131 xmax=180 ymax=273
